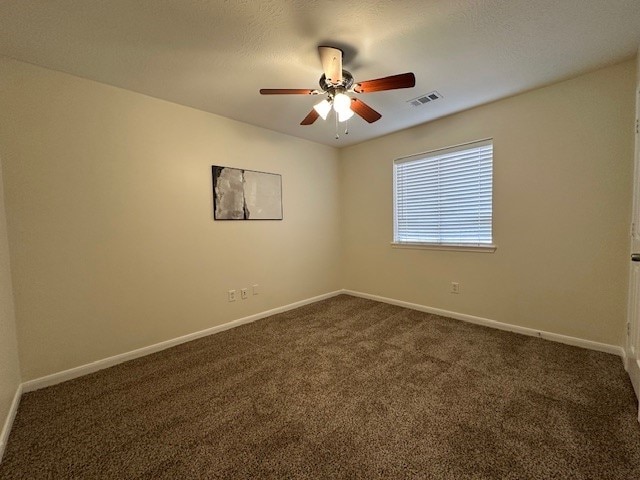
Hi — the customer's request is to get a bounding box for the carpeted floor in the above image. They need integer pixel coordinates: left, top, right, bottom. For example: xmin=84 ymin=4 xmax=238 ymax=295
xmin=1 ymin=294 xmax=640 ymax=479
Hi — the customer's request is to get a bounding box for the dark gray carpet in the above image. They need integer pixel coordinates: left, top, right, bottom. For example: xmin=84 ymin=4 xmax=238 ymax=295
xmin=1 ymin=294 xmax=639 ymax=479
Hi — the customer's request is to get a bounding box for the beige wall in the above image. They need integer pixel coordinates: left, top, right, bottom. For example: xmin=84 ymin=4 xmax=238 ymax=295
xmin=0 ymin=155 xmax=20 ymax=443
xmin=340 ymin=60 xmax=635 ymax=347
xmin=0 ymin=57 xmax=341 ymax=381
xmin=0 ymin=56 xmax=634 ymax=384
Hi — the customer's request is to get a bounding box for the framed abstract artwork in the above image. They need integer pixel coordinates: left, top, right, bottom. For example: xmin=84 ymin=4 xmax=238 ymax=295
xmin=212 ymin=166 xmax=283 ymax=220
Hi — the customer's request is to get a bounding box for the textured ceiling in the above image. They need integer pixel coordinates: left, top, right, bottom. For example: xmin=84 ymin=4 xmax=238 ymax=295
xmin=1 ymin=0 xmax=639 ymax=147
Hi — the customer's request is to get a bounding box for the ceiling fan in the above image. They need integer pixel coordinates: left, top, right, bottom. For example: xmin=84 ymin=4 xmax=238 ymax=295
xmin=259 ymin=46 xmax=415 ymax=134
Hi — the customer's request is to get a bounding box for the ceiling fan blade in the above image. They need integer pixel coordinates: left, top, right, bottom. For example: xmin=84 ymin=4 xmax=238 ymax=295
xmin=300 ymin=109 xmax=319 ymax=125
xmin=350 ymin=98 xmax=382 ymax=123
xmin=259 ymin=89 xmax=316 ymax=95
xmin=318 ymin=46 xmax=343 ymax=84
xmin=353 ymin=72 xmax=416 ymax=93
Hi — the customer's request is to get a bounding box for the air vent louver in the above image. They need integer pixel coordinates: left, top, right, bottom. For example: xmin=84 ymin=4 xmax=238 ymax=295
xmin=408 ymin=91 xmax=442 ymax=107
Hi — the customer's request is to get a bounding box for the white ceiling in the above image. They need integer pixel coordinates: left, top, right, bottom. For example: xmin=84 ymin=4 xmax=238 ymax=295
xmin=1 ymin=1 xmax=639 ymax=147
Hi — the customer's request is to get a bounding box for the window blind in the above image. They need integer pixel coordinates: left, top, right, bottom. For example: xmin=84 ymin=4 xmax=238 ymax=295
xmin=394 ymin=139 xmax=493 ymax=246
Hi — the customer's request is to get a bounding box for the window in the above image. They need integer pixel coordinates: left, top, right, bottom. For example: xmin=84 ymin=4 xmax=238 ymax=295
xmin=393 ymin=139 xmax=495 ymax=251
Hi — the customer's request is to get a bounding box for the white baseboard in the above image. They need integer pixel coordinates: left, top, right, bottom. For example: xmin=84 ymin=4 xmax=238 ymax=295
xmin=22 ymin=290 xmax=343 ymax=393
xmin=626 ymin=349 xmax=640 ymax=399
xmin=18 ymin=289 xmax=625 ymax=394
xmin=0 ymin=383 xmax=22 ymax=463
xmin=342 ymin=289 xmax=624 ymax=357
xmin=2 ymin=288 xmax=631 ymax=462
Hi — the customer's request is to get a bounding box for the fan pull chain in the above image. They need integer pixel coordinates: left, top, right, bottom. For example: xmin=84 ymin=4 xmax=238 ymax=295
xmin=335 ymin=111 xmax=339 ymax=140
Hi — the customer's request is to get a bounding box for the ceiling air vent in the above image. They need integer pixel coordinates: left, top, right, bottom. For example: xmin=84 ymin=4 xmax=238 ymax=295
xmin=408 ymin=91 xmax=442 ymax=107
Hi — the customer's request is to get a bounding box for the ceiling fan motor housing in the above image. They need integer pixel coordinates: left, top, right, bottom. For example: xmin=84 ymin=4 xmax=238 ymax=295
xmin=319 ymin=70 xmax=354 ymax=93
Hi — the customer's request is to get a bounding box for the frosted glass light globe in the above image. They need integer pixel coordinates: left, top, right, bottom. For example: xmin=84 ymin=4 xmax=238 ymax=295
xmin=332 ymin=93 xmax=351 ymax=114
xmin=313 ymin=99 xmax=331 ymax=120
xmin=338 ymin=108 xmax=354 ymax=122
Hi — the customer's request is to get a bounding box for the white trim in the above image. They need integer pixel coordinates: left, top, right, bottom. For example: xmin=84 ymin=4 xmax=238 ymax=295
xmin=342 ymin=289 xmax=624 ymax=357
xmin=627 ymin=353 xmax=640 ymax=400
xmin=0 ymin=384 xmax=22 ymax=463
xmin=20 ymin=288 xmax=624 ymax=394
xmin=391 ymin=242 xmax=497 ymax=253
xmin=1 ymin=288 xmax=629 ymax=459
xmin=22 ymin=291 xmax=342 ymax=393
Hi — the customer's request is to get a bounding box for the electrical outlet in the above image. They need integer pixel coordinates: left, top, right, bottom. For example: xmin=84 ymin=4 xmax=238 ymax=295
xmin=450 ymin=282 xmax=460 ymax=294
xmin=240 ymin=288 xmax=248 ymax=300
xmin=228 ymin=289 xmax=236 ymax=302
xmin=252 ymin=284 xmax=259 ymax=295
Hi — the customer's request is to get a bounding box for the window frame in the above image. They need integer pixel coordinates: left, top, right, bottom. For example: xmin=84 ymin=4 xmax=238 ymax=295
xmin=391 ymin=138 xmax=496 ymax=253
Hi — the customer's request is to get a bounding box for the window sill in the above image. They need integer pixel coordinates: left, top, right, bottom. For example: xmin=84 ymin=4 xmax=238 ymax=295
xmin=390 ymin=242 xmax=497 ymax=253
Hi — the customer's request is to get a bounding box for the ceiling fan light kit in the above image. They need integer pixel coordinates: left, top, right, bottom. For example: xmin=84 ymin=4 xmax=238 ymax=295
xmin=260 ymin=45 xmax=416 ymax=139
